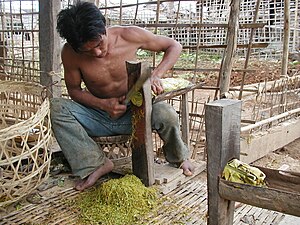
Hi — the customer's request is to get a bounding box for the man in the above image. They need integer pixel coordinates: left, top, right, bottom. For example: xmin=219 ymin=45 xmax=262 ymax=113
xmin=51 ymin=1 xmax=194 ymax=191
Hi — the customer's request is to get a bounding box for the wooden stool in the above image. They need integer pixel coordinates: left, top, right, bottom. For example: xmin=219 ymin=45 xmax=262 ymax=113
xmin=92 ymin=135 xmax=132 ymax=165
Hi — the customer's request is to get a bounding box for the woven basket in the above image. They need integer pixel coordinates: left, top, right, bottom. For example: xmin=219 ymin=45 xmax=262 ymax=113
xmin=0 ymin=80 xmax=53 ymax=207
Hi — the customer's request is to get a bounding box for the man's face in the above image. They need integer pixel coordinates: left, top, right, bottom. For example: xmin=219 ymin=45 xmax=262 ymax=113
xmin=78 ymin=34 xmax=108 ymax=58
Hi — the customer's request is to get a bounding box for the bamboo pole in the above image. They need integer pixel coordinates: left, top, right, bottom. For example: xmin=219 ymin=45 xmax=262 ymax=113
xmin=292 ymin=0 xmax=298 ymax=51
xmin=133 ymin=0 xmax=139 ymax=24
xmin=241 ymin=108 xmax=300 ymax=132
xmin=281 ymin=0 xmax=290 ymax=76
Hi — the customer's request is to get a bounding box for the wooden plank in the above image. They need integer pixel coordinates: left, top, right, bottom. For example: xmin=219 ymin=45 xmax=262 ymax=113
xmin=257 ymin=166 xmax=300 ymax=193
xmin=126 ymin=61 xmax=154 ymax=186
xmin=240 ymin=118 xmax=300 ymax=163
xmin=158 ymin=160 xmax=206 ymax=195
xmin=205 ymin=99 xmax=242 ymax=225
xmin=154 ymin=163 xmax=183 ymax=185
xmin=219 ymin=179 xmax=300 ymax=217
xmin=39 ymin=0 xmax=62 ymax=98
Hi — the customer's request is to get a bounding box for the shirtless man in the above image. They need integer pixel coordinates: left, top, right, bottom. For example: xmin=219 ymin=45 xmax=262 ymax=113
xmin=51 ymin=1 xmax=194 ymax=191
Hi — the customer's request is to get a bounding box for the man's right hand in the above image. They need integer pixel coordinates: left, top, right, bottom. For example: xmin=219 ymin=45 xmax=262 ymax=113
xmin=103 ymin=96 xmax=127 ymax=119
xmin=150 ymin=75 xmax=164 ymax=95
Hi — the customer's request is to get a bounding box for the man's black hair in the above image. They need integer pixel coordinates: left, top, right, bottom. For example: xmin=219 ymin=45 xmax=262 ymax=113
xmin=56 ymin=1 xmax=106 ymax=52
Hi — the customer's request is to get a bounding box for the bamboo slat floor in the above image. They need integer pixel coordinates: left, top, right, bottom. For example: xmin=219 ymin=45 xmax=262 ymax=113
xmin=0 ymin=172 xmax=287 ymax=225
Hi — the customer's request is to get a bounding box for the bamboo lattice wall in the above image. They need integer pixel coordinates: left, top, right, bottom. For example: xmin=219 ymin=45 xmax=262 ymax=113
xmin=0 ymin=0 xmax=298 ymax=80
xmin=97 ymin=0 xmax=299 ymax=58
xmin=0 ymin=0 xmax=39 ymax=81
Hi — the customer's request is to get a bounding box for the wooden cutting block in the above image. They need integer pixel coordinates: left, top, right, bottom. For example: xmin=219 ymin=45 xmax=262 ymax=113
xmin=154 ymin=163 xmax=183 ymax=185
xmin=157 ymin=160 xmax=207 ymax=194
xmin=112 ymin=159 xmax=206 ymax=194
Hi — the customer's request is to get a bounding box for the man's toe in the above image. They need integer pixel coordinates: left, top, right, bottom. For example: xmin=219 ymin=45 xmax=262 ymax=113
xmin=183 ymin=169 xmax=193 ymax=176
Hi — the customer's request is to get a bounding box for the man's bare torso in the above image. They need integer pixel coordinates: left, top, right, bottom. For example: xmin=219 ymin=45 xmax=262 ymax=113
xmin=63 ymin=27 xmax=140 ymax=99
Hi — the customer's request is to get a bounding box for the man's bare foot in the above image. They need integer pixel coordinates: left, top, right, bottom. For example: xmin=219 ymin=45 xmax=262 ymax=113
xmin=180 ymin=160 xmax=195 ymax=176
xmin=75 ymin=158 xmax=114 ymax=191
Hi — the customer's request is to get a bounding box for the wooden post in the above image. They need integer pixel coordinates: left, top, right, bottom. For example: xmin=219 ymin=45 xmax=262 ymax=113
xmin=281 ymin=0 xmax=290 ymax=76
xmin=0 ymin=40 xmax=7 ymax=78
xmin=181 ymin=93 xmax=190 ymax=149
xmin=218 ymin=0 xmax=240 ymax=99
xmin=126 ymin=61 xmax=154 ymax=186
xmin=205 ymin=99 xmax=242 ymax=225
xmin=39 ymin=0 xmax=62 ymax=98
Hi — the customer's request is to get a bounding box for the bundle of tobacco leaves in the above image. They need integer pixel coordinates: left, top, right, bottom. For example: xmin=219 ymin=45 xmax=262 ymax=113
xmin=222 ymin=159 xmax=267 ymax=187
xmin=73 ymin=174 xmax=159 ymax=225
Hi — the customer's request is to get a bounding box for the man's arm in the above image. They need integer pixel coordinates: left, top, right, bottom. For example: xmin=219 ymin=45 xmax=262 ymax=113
xmin=61 ymin=44 xmax=126 ymax=118
xmin=123 ymin=26 xmax=182 ymax=94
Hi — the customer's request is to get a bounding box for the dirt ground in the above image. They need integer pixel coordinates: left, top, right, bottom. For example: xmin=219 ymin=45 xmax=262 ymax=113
xmin=200 ymin=58 xmax=299 ymax=86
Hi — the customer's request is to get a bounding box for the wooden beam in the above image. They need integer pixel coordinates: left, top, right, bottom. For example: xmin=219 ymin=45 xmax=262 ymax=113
xmin=182 ymin=43 xmax=269 ymax=49
xmin=39 ymin=0 xmax=62 ymax=98
xmin=240 ymin=118 xmax=300 ymax=164
xmin=218 ymin=0 xmax=241 ymax=98
xmin=219 ymin=167 xmax=300 ymax=217
xmin=133 ymin=23 xmax=266 ymax=29
xmin=126 ymin=61 xmax=154 ymax=186
xmin=166 ymin=67 xmax=257 ymax=73
xmin=153 ymin=83 xmax=204 ymax=104
xmin=205 ymin=99 xmax=242 ymax=225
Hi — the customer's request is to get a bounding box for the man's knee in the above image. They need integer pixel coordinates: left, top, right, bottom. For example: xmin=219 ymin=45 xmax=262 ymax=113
xmin=152 ymin=102 xmax=179 ymax=125
xmin=50 ymin=98 xmax=71 ymax=119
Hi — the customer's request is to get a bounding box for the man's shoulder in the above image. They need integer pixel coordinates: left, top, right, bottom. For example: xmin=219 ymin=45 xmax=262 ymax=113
xmin=108 ymin=26 xmax=147 ymax=43
xmin=61 ymin=43 xmax=76 ymax=56
xmin=108 ymin=25 xmax=142 ymax=34
xmin=61 ymin=43 xmax=78 ymax=62
xmin=62 ymin=42 xmax=72 ymax=51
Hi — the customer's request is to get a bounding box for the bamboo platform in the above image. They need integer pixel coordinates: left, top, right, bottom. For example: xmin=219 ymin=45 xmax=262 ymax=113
xmin=0 ymin=174 xmax=286 ymax=225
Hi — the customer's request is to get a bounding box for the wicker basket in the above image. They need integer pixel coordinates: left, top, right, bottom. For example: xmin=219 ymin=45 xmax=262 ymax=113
xmin=0 ymin=80 xmax=53 ymax=207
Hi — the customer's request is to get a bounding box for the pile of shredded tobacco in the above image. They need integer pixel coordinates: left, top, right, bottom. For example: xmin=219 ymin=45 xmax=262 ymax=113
xmin=72 ymin=174 xmax=159 ymax=225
